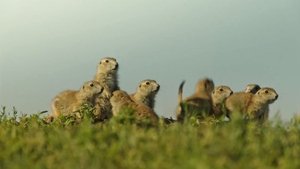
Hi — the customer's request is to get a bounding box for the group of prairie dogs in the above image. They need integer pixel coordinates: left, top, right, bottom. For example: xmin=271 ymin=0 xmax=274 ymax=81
xmin=49 ymin=57 xmax=278 ymax=124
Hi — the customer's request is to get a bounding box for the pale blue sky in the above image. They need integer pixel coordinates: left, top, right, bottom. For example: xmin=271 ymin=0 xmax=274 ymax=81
xmin=1 ymin=0 xmax=299 ymax=120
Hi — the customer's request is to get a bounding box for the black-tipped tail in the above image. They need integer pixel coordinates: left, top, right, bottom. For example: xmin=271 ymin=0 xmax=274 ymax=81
xmin=178 ymin=80 xmax=185 ymax=104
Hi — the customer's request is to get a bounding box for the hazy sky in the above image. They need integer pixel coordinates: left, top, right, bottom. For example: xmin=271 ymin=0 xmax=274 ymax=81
xmin=1 ymin=0 xmax=300 ymax=120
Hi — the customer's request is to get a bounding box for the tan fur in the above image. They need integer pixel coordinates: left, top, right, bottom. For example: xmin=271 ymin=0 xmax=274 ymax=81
xmin=176 ymin=78 xmax=215 ymax=122
xmin=211 ymin=85 xmax=233 ymax=118
xmin=244 ymin=84 xmax=261 ymax=94
xmin=130 ymin=79 xmax=160 ymax=109
xmin=50 ymin=80 xmax=103 ymax=118
xmin=110 ymin=90 xmax=159 ymax=123
xmin=225 ymin=87 xmax=278 ymax=122
xmin=93 ymin=57 xmax=119 ymax=121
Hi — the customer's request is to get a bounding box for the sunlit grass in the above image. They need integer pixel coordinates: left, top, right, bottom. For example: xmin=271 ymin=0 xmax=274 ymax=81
xmin=0 ymin=106 xmax=299 ymax=169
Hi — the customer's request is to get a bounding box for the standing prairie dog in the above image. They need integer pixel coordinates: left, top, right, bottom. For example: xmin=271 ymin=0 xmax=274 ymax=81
xmin=176 ymin=78 xmax=215 ymax=122
xmin=51 ymin=80 xmax=104 ymax=118
xmin=211 ymin=85 xmax=233 ymax=118
xmin=110 ymin=90 xmax=159 ymax=123
xmin=93 ymin=57 xmax=119 ymax=121
xmin=244 ymin=84 xmax=261 ymax=94
xmin=225 ymin=87 xmax=278 ymax=121
xmin=130 ymin=79 xmax=160 ymax=109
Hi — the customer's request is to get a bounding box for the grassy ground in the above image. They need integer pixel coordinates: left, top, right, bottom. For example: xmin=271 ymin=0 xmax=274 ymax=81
xmin=0 ymin=107 xmax=300 ymax=169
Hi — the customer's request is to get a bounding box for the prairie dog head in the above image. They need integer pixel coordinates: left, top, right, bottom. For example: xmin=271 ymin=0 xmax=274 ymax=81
xmin=195 ymin=78 xmax=215 ymax=96
xmin=244 ymin=84 xmax=261 ymax=94
xmin=255 ymin=87 xmax=278 ymax=104
xmin=97 ymin=57 xmax=119 ymax=74
xmin=80 ymin=80 xmax=104 ymax=99
xmin=137 ymin=79 xmax=160 ymax=96
xmin=212 ymin=85 xmax=233 ymax=105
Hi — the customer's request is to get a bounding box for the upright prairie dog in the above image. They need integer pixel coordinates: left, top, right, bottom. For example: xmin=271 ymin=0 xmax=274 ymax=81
xmin=130 ymin=79 xmax=160 ymax=109
xmin=110 ymin=90 xmax=159 ymax=123
xmin=176 ymin=78 xmax=215 ymax=122
xmin=211 ymin=85 xmax=233 ymax=118
xmin=244 ymin=84 xmax=261 ymax=94
xmin=225 ymin=87 xmax=278 ymax=121
xmin=93 ymin=57 xmax=119 ymax=121
xmin=51 ymin=80 xmax=104 ymax=118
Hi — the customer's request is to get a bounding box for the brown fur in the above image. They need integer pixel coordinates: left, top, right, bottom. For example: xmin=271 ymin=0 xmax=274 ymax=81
xmin=130 ymin=79 xmax=160 ymax=109
xmin=110 ymin=90 xmax=159 ymax=123
xmin=50 ymin=80 xmax=103 ymax=118
xmin=225 ymin=87 xmax=278 ymax=122
xmin=176 ymin=78 xmax=215 ymax=122
xmin=211 ymin=85 xmax=233 ymax=118
xmin=93 ymin=57 xmax=119 ymax=121
xmin=244 ymin=84 xmax=261 ymax=94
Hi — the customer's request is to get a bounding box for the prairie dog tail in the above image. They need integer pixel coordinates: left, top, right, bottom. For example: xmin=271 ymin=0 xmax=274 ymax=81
xmin=178 ymin=80 xmax=185 ymax=105
xmin=176 ymin=80 xmax=185 ymax=122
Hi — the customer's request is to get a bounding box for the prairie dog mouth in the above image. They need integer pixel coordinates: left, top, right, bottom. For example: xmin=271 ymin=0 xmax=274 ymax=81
xmin=154 ymin=85 xmax=160 ymax=92
xmin=112 ymin=64 xmax=119 ymax=70
xmin=97 ymin=87 xmax=104 ymax=95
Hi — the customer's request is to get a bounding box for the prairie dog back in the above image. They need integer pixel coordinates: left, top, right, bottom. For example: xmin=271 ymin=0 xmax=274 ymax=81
xmin=111 ymin=90 xmax=159 ymax=123
xmin=176 ymin=78 xmax=215 ymax=122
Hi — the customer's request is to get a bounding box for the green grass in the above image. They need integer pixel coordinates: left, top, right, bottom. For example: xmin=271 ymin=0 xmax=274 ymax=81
xmin=0 ymin=107 xmax=300 ymax=169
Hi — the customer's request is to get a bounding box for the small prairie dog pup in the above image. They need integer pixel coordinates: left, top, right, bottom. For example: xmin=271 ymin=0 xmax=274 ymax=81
xmin=110 ymin=90 xmax=159 ymax=123
xmin=225 ymin=87 xmax=278 ymax=121
xmin=93 ymin=57 xmax=119 ymax=121
xmin=176 ymin=78 xmax=215 ymax=121
xmin=244 ymin=84 xmax=261 ymax=94
xmin=130 ymin=79 xmax=160 ymax=109
xmin=211 ymin=85 xmax=233 ymax=118
xmin=51 ymin=80 xmax=104 ymax=118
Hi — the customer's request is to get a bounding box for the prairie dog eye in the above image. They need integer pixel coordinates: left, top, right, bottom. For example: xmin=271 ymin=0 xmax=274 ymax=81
xmin=146 ymin=82 xmax=150 ymax=85
xmin=90 ymin=83 xmax=94 ymax=87
xmin=265 ymin=90 xmax=269 ymax=94
xmin=105 ymin=60 xmax=109 ymax=63
xmin=219 ymin=88 xmax=224 ymax=92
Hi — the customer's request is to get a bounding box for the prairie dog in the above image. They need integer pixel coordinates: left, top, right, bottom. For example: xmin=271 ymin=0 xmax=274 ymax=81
xmin=244 ymin=84 xmax=261 ymax=94
xmin=211 ymin=85 xmax=233 ymax=118
xmin=110 ymin=90 xmax=159 ymax=123
xmin=93 ymin=57 xmax=120 ymax=121
xmin=176 ymin=78 xmax=215 ymax=122
xmin=130 ymin=79 xmax=160 ymax=109
xmin=225 ymin=87 xmax=278 ymax=121
xmin=51 ymin=80 xmax=103 ymax=118
xmin=94 ymin=57 xmax=119 ymax=95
